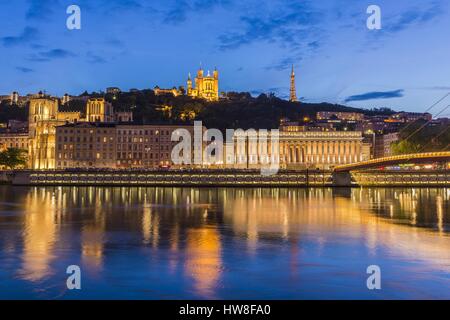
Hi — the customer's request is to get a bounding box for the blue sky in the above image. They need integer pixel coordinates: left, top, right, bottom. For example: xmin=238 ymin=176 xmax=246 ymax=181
xmin=1 ymin=0 xmax=450 ymax=115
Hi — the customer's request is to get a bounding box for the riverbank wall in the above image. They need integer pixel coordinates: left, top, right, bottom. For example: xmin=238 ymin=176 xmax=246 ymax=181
xmin=3 ymin=169 xmax=449 ymax=187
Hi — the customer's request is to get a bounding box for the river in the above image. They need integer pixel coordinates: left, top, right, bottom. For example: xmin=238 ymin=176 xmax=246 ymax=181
xmin=0 ymin=186 xmax=448 ymax=299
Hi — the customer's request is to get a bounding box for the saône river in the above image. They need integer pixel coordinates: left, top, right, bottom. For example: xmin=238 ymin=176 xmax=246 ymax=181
xmin=0 ymin=186 xmax=448 ymax=299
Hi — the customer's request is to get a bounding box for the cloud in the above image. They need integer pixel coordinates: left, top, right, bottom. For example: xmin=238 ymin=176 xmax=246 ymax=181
xmin=2 ymin=27 xmax=39 ymax=47
xmin=163 ymin=0 xmax=231 ymax=24
xmin=217 ymin=0 xmax=323 ymax=71
xmin=345 ymin=89 xmax=405 ymax=102
xmin=105 ymin=38 xmax=125 ymax=48
xmin=364 ymin=1 xmax=444 ymax=39
xmin=86 ymin=52 xmax=107 ymax=64
xmin=28 ymin=49 xmax=76 ymax=62
xmin=99 ymin=0 xmax=143 ymax=11
xmin=266 ymin=55 xmax=302 ymax=71
xmin=165 ymin=2 xmax=189 ymax=24
xmin=16 ymin=66 xmax=34 ymax=73
xmin=386 ymin=2 xmax=442 ymax=33
xmin=26 ymin=0 xmax=55 ymax=20
xmin=420 ymin=86 xmax=450 ymax=91
xmin=218 ymin=1 xmax=320 ymax=50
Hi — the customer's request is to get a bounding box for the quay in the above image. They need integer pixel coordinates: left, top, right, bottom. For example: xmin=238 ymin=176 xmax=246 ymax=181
xmin=2 ymin=169 xmax=449 ymax=187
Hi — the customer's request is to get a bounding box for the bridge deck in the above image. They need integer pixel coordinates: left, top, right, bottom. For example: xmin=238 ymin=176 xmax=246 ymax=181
xmin=334 ymin=152 xmax=450 ymax=172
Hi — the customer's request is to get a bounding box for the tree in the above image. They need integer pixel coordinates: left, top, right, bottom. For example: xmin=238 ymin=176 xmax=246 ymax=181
xmin=0 ymin=148 xmax=28 ymax=169
xmin=391 ymin=140 xmax=421 ymax=155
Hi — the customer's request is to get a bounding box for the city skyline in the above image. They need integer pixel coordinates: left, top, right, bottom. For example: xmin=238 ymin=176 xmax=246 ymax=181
xmin=1 ymin=0 xmax=450 ymax=116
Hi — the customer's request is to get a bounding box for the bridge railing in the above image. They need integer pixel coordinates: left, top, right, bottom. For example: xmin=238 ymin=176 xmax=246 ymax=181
xmin=334 ymin=151 xmax=450 ymax=172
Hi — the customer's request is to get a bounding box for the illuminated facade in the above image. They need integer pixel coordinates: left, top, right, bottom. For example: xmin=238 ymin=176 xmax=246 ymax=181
xmin=29 ymin=95 xmax=116 ymax=169
xmin=115 ymin=124 xmax=198 ymax=168
xmin=278 ymin=131 xmax=370 ymax=169
xmin=228 ymin=129 xmax=371 ymax=170
xmin=317 ymin=111 xmax=364 ymax=121
xmin=11 ymin=91 xmax=19 ymax=105
xmin=28 ymin=96 xmax=76 ymax=169
xmin=86 ymin=98 xmax=114 ymax=122
xmin=56 ymin=122 xmax=117 ymax=169
xmin=0 ymin=133 xmax=29 ymax=151
xmin=55 ymin=123 xmax=201 ymax=169
xmin=154 ymin=86 xmax=182 ymax=97
xmin=187 ymin=68 xmax=219 ymax=101
xmin=374 ymin=132 xmax=399 ymax=158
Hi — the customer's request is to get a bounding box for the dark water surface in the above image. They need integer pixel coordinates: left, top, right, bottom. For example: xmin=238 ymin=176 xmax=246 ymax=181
xmin=0 ymin=186 xmax=449 ymax=299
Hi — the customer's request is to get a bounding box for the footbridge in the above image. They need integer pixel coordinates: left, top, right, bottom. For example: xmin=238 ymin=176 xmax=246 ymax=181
xmin=334 ymin=152 xmax=450 ymax=173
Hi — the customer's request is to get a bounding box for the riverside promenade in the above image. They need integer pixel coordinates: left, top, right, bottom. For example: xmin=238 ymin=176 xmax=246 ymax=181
xmin=2 ymin=169 xmax=449 ymax=187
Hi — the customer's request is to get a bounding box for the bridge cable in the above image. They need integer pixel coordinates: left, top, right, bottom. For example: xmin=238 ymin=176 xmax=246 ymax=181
xmin=397 ymin=92 xmax=450 ymax=136
xmin=401 ymin=104 xmax=450 ymax=143
xmin=416 ymin=125 xmax=450 ymax=153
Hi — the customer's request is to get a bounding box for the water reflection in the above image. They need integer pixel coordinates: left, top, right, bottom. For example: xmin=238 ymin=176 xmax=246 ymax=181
xmin=21 ymin=189 xmax=59 ymax=281
xmin=0 ymin=186 xmax=448 ymax=299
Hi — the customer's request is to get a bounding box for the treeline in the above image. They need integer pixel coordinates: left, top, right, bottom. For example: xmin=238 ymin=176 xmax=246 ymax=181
xmin=392 ymin=120 xmax=449 ymax=154
xmin=102 ymin=90 xmax=394 ymax=131
xmin=0 ymin=102 xmax=28 ymax=122
xmin=0 ymin=90 xmax=396 ymax=131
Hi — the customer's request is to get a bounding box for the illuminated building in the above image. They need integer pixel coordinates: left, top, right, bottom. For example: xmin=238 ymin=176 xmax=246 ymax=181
xmin=0 ymin=92 xmax=20 ymax=106
xmin=0 ymin=133 xmax=29 ymax=151
xmin=116 ymin=124 xmax=193 ymax=168
xmin=106 ymin=87 xmax=121 ymax=95
xmin=289 ymin=65 xmax=298 ymax=102
xmin=55 ymin=123 xmax=201 ymax=169
xmin=56 ymin=122 xmax=117 ymax=169
xmin=29 ymin=94 xmax=118 ymax=169
xmin=187 ymin=67 xmax=219 ymax=101
xmin=28 ymin=95 xmax=79 ymax=169
xmin=374 ymin=132 xmax=399 ymax=158
xmin=389 ymin=112 xmax=432 ymax=123
xmin=154 ymin=86 xmax=183 ymax=97
xmin=114 ymin=111 xmax=133 ymax=123
xmin=10 ymin=91 xmax=19 ymax=105
xmin=317 ymin=111 xmax=364 ymax=122
xmin=62 ymin=93 xmax=71 ymax=104
xmin=280 ymin=131 xmax=371 ymax=169
xmin=228 ymin=129 xmax=371 ymax=170
xmin=86 ymin=98 xmax=114 ymax=122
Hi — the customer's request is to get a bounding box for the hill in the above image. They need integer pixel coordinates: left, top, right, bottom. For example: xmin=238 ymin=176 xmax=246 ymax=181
xmin=0 ymin=90 xmax=395 ymax=130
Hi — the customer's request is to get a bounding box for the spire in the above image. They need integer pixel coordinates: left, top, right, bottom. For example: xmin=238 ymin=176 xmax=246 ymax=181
xmin=289 ymin=65 xmax=298 ymax=102
xmin=188 ymin=72 xmax=191 ymax=80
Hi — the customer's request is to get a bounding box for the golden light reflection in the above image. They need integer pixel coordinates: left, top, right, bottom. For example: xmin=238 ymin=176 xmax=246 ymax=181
xmin=81 ymin=188 xmax=106 ymax=271
xmin=21 ymin=188 xmax=59 ymax=281
xmin=13 ymin=186 xmax=449 ymax=290
xmin=81 ymin=225 xmax=104 ymax=270
xmin=185 ymin=227 xmax=222 ymax=298
xmin=222 ymin=188 xmax=450 ymax=273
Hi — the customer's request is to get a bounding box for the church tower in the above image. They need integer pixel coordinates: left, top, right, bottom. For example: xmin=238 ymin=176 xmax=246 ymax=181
xmin=289 ymin=65 xmax=298 ymax=102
